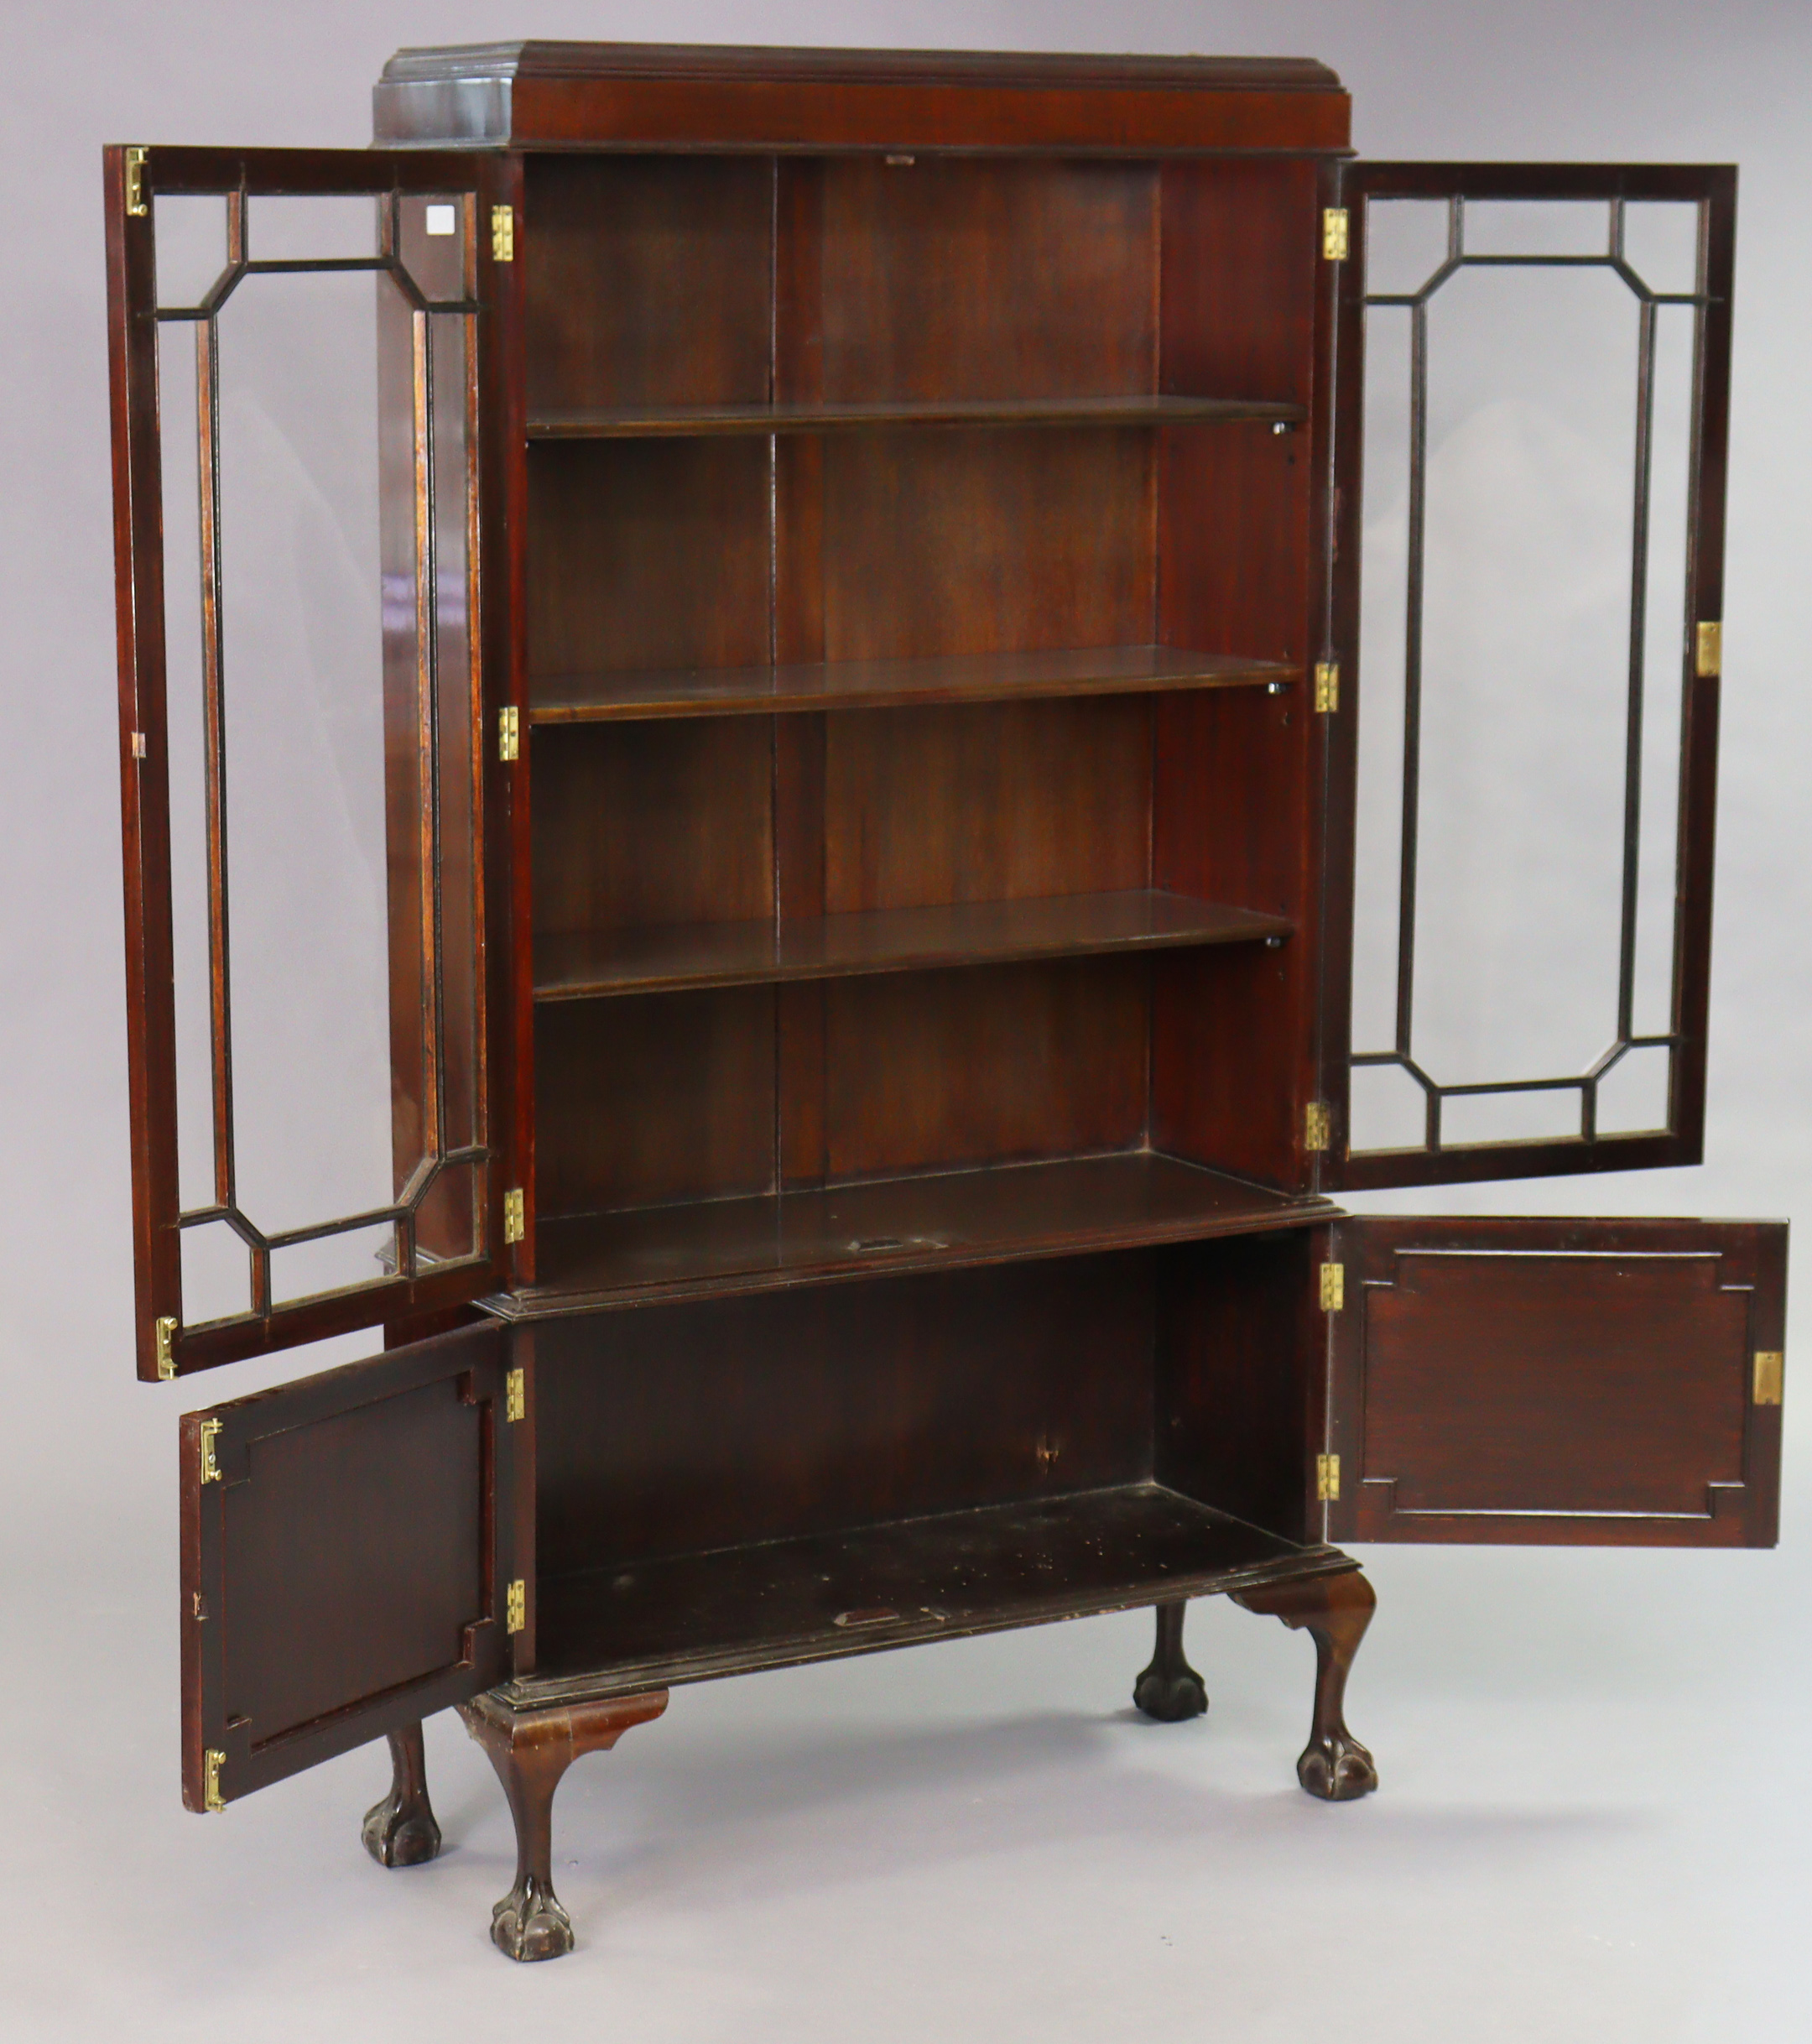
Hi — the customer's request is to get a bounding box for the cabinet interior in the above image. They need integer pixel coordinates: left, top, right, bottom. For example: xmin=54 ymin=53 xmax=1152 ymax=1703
xmin=522 ymin=150 xmax=1323 ymax=1332
xmin=531 ymin=1236 xmax=1319 ymax=1692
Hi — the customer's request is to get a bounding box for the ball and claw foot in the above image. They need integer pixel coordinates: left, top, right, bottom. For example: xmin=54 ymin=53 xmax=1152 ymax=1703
xmin=1133 ymin=1601 xmax=1208 ymax=1722
xmin=490 ymin=1874 xmax=575 ymax=1962
xmin=1297 ymin=1729 xmax=1378 ymax=1802
xmin=1234 ymin=1568 xmax=1379 ymax=1802
xmin=362 ymin=1725 xmax=443 ymax=1868
xmin=458 ymin=1688 xmax=669 ymax=1962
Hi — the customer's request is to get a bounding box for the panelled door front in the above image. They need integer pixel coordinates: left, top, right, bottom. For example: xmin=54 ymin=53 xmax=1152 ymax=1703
xmin=1320 ymin=163 xmax=1735 ymax=1190
xmin=1316 ymin=1216 xmax=1784 ymax=1546
xmin=181 ymin=1322 xmax=528 ymax=1811
xmin=107 ymin=145 xmax=518 ymax=1377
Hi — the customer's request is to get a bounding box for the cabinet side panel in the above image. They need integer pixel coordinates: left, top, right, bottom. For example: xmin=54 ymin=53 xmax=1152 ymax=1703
xmin=1329 ymin=1217 xmax=1786 ymax=1546
xmin=1152 ymin=160 xmax=1323 ymax=1191
xmin=536 ymin=1254 xmax=1157 ymax=1568
xmin=1155 ymin=1231 xmax=1320 ymax=1543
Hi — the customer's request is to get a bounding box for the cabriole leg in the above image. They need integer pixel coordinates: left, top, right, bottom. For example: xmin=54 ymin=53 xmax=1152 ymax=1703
xmin=1132 ymin=1598 xmax=1208 ymax=1721
xmin=458 ymin=1689 xmax=669 ymax=1962
xmin=1232 ymin=1569 xmax=1378 ymax=1801
xmin=362 ymin=1722 xmax=443 ymax=1868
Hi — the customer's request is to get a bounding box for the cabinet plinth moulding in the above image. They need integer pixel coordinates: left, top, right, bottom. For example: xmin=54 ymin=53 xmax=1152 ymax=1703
xmin=102 ymin=42 xmax=1775 ymax=1961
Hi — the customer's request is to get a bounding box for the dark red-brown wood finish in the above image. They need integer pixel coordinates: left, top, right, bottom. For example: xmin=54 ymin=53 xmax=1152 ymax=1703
xmin=107 ymin=36 xmax=1779 ymax=1969
xmin=1318 ymin=1216 xmax=1785 ymax=1545
xmin=180 ymin=1321 xmax=526 ymax=1811
xmin=1318 ymin=162 xmax=1736 ymax=1191
xmin=373 ymin=44 xmax=1352 ymax=154
xmin=106 ymin=146 xmax=523 ymax=1377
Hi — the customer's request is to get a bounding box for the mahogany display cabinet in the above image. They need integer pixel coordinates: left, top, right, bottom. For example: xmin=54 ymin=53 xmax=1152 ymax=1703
xmin=103 ymin=43 xmax=1785 ymax=1961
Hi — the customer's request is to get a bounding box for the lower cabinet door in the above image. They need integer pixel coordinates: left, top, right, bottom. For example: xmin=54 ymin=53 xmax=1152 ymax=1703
xmin=180 ymin=1322 xmax=525 ymax=1812
xmin=1320 ymin=1218 xmax=1787 ymax=1546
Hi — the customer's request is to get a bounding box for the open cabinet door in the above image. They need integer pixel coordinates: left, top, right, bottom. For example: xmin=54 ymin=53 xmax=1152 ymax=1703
xmin=1316 ymin=1216 xmax=1784 ymax=1546
xmin=1320 ymin=164 xmax=1734 ymax=1188
xmin=180 ymin=1321 xmax=528 ymax=1810
xmin=107 ymin=146 xmax=518 ymax=1377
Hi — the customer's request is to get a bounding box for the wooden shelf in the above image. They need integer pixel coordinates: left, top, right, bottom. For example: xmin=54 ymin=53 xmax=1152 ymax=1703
xmin=534 ymin=890 xmax=1292 ymax=1001
xmin=530 ymin=644 xmax=1299 ymax=723
xmin=508 ymin=1483 xmax=1356 ymax=1705
xmin=527 ymin=394 xmax=1306 ymax=441
xmin=494 ymin=1153 xmax=1335 ymax=1317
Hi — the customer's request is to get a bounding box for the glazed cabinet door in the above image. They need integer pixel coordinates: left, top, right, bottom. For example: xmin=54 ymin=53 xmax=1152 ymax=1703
xmin=180 ymin=1321 xmax=529 ymax=1811
xmin=107 ymin=146 xmax=518 ymax=1377
xmin=1317 ymin=1216 xmax=1784 ymax=1546
xmin=1320 ymin=164 xmax=1734 ymax=1188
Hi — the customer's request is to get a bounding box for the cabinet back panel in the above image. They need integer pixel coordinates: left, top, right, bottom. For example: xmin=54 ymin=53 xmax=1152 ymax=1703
xmin=533 ymin=719 xmax=773 ymax=936
xmin=524 ymin=154 xmax=774 ymax=413
xmin=528 ymin=439 xmax=770 ymax=679
xmin=536 ymin=988 xmax=774 ymax=1214
xmin=824 ymin=957 xmax=1148 ymax=1181
xmin=816 ymin=157 xmax=1159 ymax=402
xmin=825 ymin=697 xmax=1151 ymax=912
xmin=536 ymin=1254 xmax=1157 ymax=1570
xmin=820 ymin=428 xmax=1155 ymax=660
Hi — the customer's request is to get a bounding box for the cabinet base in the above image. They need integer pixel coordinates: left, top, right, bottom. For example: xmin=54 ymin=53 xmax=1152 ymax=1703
xmin=456 ymin=1689 xmax=669 ymax=1963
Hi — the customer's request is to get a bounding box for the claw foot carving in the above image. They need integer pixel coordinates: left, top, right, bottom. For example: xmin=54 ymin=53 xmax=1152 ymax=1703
xmin=1133 ymin=1601 xmax=1208 ymax=1721
xmin=490 ymin=1873 xmax=575 ymax=1962
xmin=459 ymin=1688 xmax=668 ymax=1962
xmin=362 ymin=1724 xmax=443 ymax=1868
xmin=1232 ymin=1568 xmax=1377 ymax=1802
xmin=1297 ymin=1730 xmax=1378 ymax=1802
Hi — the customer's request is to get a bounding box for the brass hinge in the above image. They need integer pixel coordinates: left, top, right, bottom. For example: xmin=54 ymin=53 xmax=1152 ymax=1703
xmin=154 ymin=1314 xmax=179 ymax=1380
xmin=1695 ymin=620 xmax=1722 ymax=677
xmin=491 ymin=203 xmax=515 ymax=262
xmin=198 ymin=1418 xmax=222 ymax=1483
xmin=1754 ymin=1350 xmax=1784 ymax=1406
xmin=1316 ymin=1452 xmax=1341 ymax=1502
xmin=505 ymin=1366 xmax=525 ymax=1423
xmin=1314 ymin=661 xmax=1340 ymax=713
xmin=203 ymin=1748 xmax=226 ymax=1812
xmin=498 ymin=705 xmax=520 ymax=762
xmin=1304 ymin=1101 xmax=1332 ymax=1152
xmin=124 ymin=146 xmax=148 ymax=217
xmin=1320 ymin=1261 xmax=1345 ymax=1311
xmin=503 ymin=1187 xmax=525 ymax=1244
xmin=1322 ymin=207 xmax=1349 ymax=262
xmin=506 ymin=1578 xmax=527 ymax=1634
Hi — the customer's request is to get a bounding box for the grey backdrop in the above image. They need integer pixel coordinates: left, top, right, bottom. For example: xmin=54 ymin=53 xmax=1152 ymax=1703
xmin=4 ymin=2 xmax=1809 ymax=2036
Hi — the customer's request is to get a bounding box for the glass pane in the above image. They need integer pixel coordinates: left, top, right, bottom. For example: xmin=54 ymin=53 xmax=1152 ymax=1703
xmin=151 ymin=185 xmax=486 ymax=1330
xmin=1349 ymin=1061 xmax=1429 ymax=1152
xmin=1597 ymin=1043 xmax=1671 ymax=1134
xmin=1442 ymin=1088 xmax=1582 ymax=1147
xmin=1623 ymin=202 xmax=1700 ymax=297
xmin=181 ymin=1218 xmax=251 ymax=1326
xmin=154 ymin=193 xmax=232 ymax=311
xmin=1349 ymin=193 xmax=1702 ymax=1160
